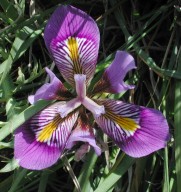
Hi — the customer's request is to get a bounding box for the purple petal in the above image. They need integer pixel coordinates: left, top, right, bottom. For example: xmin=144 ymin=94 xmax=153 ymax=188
xmin=73 ymin=74 xmax=105 ymax=117
xmin=44 ymin=5 xmax=100 ymax=86
xmin=74 ymin=74 xmax=86 ymax=99
xmin=74 ymin=143 xmax=90 ymax=161
xmin=28 ymin=68 xmax=70 ymax=104
xmin=14 ymin=102 xmax=78 ymax=170
xmin=94 ymin=99 xmax=170 ymax=157
xmin=15 ymin=127 xmax=61 ymax=170
xmin=66 ymin=116 xmax=101 ymax=155
xmin=93 ymin=51 xmax=136 ymax=94
xmin=58 ymin=98 xmax=81 ymax=118
xmin=82 ymin=97 xmax=105 ymax=117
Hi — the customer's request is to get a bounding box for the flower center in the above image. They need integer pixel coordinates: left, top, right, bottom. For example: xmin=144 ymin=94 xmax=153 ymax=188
xmin=58 ymin=74 xmax=105 ymax=118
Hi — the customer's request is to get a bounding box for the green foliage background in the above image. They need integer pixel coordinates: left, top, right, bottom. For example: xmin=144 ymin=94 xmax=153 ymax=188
xmin=0 ymin=0 xmax=180 ymax=191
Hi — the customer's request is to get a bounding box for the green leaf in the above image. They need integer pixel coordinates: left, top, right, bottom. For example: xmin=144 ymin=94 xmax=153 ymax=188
xmin=0 ymin=158 xmax=19 ymax=173
xmin=0 ymin=100 xmax=53 ymax=142
xmin=134 ymin=45 xmax=181 ymax=79
xmin=75 ymin=150 xmax=98 ymax=192
xmin=0 ymin=26 xmax=44 ymax=85
xmin=0 ymin=0 xmax=19 ymax=22
xmin=174 ymin=46 xmax=181 ymax=192
xmin=95 ymin=155 xmax=135 ymax=192
xmin=16 ymin=67 xmax=25 ymax=85
xmin=0 ymin=175 xmax=13 ymax=192
xmin=6 ymin=98 xmax=18 ymax=120
xmin=38 ymin=172 xmax=49 ymax=192
xmin=8 ymin=168 xmax=28 ymax=192
xmin=0 ymin=141 xmax=13 ymax=149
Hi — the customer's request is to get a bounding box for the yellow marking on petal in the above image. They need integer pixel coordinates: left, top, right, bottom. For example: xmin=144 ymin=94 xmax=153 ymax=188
xmin=68 ymin=37 xmax=82 ymax=74
xmin=104 ymin=111 xmax=140 ymax=131
xmin=37 ymin=115 xmax=62 ymax=142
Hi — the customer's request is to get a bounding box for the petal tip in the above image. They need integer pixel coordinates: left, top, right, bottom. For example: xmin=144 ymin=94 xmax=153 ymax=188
xmin=123 ymin=107 xmax=170 ymax=158
xmin=28 ymin=95 xmax=34 ymax=104
xmin=74 ymin=74 xmax=86 ymax=81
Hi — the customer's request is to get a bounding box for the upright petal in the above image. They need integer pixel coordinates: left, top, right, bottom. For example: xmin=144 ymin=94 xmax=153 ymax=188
xmin=74 ymin=74 xmax=86 ymax=100
xmin=44 ymin=5 xmax=100 ymax=86
xmin=94 ymin=99 xmax=170 ymax=157
xmin=66 ymin=115 xmax=101 ymax=156
xmin=93 ymin=51 xmax=136 ymax=94
xmin=28 ymin=68 xmax=71 ymax=104
xmin=14 ymin=102 xmax=78 ymax=170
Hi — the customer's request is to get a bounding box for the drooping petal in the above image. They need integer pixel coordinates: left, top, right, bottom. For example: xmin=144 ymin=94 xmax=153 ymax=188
xmin=14 ymin=102 xmax=78 ymax=170
xmin=93 ymin=51 xmax=136 ymax=94
xmin=28 ymin=68 xmax=71 ymax=104
xmin=94 ymin=99 xmax=170 ymax=157
xmin=44 ymin=5 xmax=100 ymax=86
xmin=66 ymin=115 xmax=101 ymax=156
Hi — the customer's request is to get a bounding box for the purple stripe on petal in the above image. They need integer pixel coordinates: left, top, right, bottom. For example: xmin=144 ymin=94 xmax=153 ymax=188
xmin=66 ymin=116 xmax=101 ymax=156
xmin=14 ymin=102 xmax=78 ymax=170
xmin=120 ymin=107 xmax=170 ymax=157
xmin=95 ymin=99 xmax=170 ymax=157
xmin=44 ymin=5 xmax=100 ymax=86
xmin=93 ymin=51 xmax=136 ymax=94
xmin=28 ymin=68 xmax=71 ymax=104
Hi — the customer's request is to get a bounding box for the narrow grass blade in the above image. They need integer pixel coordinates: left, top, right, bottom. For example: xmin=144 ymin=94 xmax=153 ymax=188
xmin=0 ymin=26 xmax=43 ymax=85
xmin=0 ymin=141 xmax=13 ymax=149
xmin=8 ymin=168 xmax=27 ymax=192
xmin=94 ymin=154 xmax=135 ymax=192
xmin=0 ymin=100 xmax=52 ymax=141
xmin=0 ymin=0 xmax=18 ymax=21
xmin=174 ymin=47 xmax=181 ymax=192
xmin=38 ymin=171 xmax=49 ymax=192
xmin=75 ymin=149 xmax=98 ymax=192
xmin=0 ymin=158 xmax=19 ymax=173
xmin=0 ymin=175 xmax=13 ymax=192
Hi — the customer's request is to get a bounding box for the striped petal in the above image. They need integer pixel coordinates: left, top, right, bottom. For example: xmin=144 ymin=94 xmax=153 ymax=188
xmin=66 ymin=115 xmax=101 ymax=156
xmin=14 ymin=102 xmax=78 ymax=170
xmin=28 ymin=68 xmax=71 ymax=104
xmin=94 ymin=99 xmax=170 ymax=157
xmin=93 ymin=51 xmax=136 ymax=94
xmin=44 ymin=5 xmax=100 ymax=86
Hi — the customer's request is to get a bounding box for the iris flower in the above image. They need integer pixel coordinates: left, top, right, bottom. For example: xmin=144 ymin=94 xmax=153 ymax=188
xmin=14 ymin=5 xmax=170 ymax=170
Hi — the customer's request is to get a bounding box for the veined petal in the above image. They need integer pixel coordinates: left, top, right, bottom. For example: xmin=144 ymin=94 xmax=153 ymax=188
xmin=66 ymin=115 xmax=101 ymax=156
xmin=93 ymin=51 xmax=136 ymax=94
xmin=14 ymin=102 xmax=78 ymax=170
xmin=44 ymin=5 xmax=100 ymax=86
xmin=94 ymin=99 xmax=170 ymax=157
xmin=28 ymin=68 xmax=71 ymax=104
